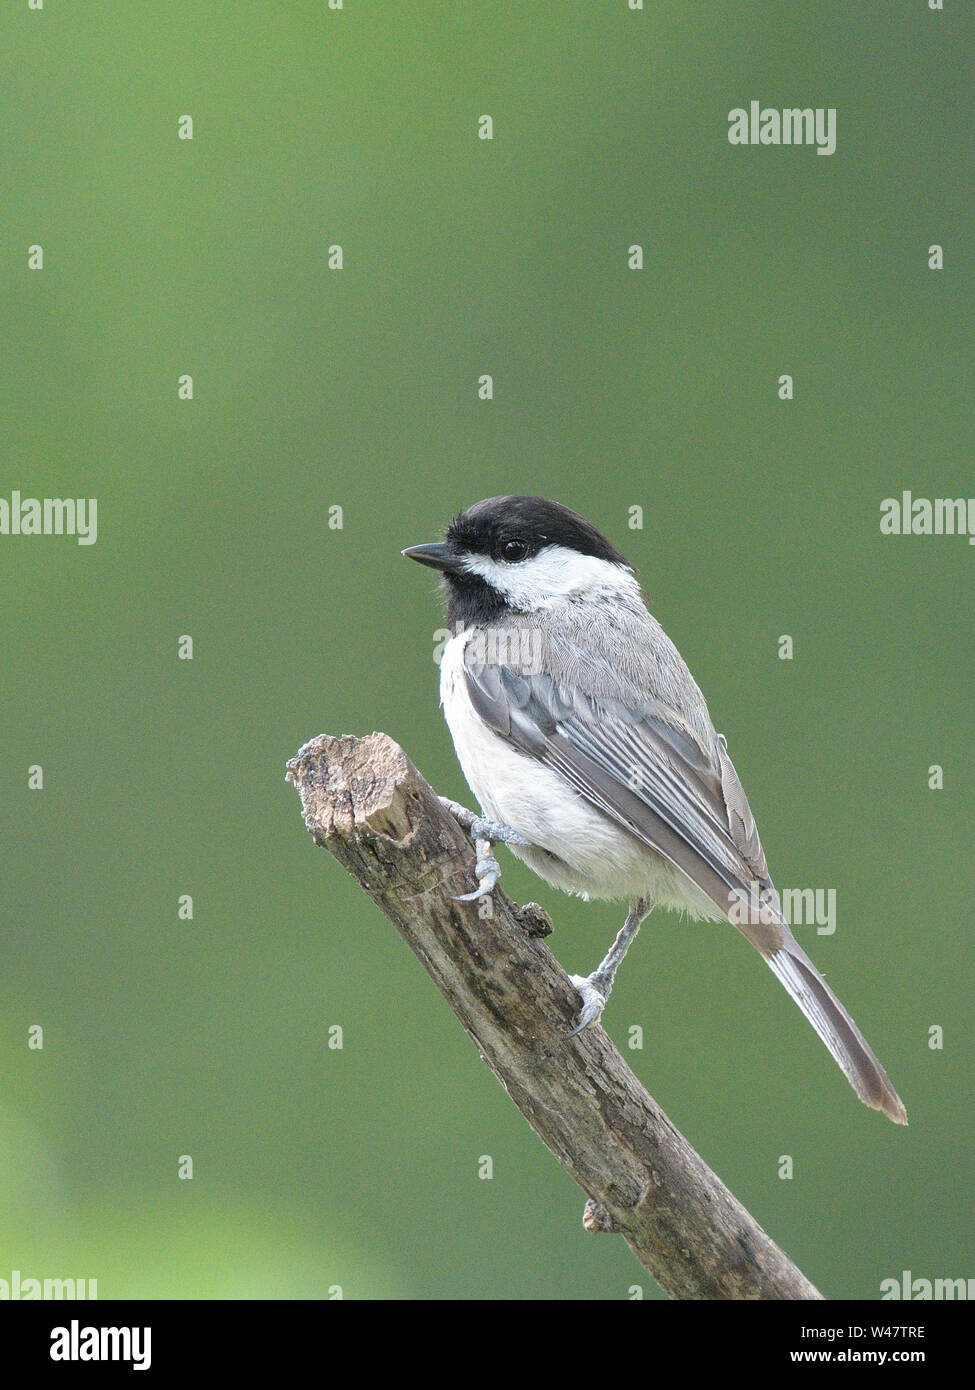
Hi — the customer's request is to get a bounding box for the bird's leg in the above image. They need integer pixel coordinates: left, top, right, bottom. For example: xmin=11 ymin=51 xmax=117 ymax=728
xmin=568 ymin=896 xmax=652 ymax=1037
xmin=439 ymin=796 xmax=530 ymax=902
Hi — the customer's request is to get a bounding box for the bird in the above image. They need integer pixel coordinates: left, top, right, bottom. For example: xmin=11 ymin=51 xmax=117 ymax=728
xmin=403 ymin=495 xmax=907 ymax=1124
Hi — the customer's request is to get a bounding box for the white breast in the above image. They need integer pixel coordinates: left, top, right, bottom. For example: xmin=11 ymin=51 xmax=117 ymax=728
xmin=439 ymin=629 xmax=571 ymax=839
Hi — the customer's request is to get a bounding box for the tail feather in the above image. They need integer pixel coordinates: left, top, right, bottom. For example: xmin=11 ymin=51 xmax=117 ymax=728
xmin=765 ymin=938 xmax=908 ymax=1126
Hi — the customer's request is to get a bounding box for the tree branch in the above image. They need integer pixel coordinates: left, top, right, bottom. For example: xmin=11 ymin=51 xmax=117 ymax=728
xmin=286 ymin=731 xmax=823 ymax=1301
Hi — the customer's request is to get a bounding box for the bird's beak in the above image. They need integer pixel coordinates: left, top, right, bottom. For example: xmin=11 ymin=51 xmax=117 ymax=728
xmin=401 ymin=542 xmax=467 ymax=575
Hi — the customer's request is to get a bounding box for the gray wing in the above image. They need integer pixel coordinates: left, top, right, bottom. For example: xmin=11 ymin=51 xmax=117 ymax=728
xmin=463 ymin=642 xmax=784 ymax=953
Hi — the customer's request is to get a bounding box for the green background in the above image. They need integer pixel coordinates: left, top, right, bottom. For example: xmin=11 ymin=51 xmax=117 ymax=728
xmin=1 ymin=1 xmax=972 ymax=1300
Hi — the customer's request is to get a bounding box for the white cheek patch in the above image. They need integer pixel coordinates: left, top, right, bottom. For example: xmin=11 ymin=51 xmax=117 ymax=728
xmin=463 ymin=545 xmax=638 ymax=610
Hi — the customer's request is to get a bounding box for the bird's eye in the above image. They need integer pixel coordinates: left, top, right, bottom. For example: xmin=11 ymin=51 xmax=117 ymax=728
xmin=500 ymin=538 xmax=529 ymax=563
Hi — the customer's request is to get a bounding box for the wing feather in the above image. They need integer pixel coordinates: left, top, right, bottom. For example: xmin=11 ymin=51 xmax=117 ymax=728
xmin=464 ymin=644 xmax=780 ymax=948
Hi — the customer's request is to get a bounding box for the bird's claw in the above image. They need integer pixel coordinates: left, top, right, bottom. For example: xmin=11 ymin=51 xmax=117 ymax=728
xmin=567 ymin=974 xmax=609 ymax=1037
xmin=442 ymin=799 xmax=529 ymax=903
xmin=453 ymin=852 xmax=501 ymax=901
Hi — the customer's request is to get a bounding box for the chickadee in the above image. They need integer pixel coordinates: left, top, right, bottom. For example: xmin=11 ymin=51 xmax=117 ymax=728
xmin=404 ymin=495 xmax=907 ymax=1125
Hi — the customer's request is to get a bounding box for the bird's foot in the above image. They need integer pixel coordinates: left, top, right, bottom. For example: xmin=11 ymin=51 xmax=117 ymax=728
xmin=453 ymin=839 xmax=502 ymax=901
xmin=567 ymin=972 xmax=610 ymax=1037
xmin=440 ymin=797 xmax=529 ymax=901
xmin=566 ymin=899 xmax=650 ymax=1037
xmin=439 ymin=798 xmax=528 ymax=848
